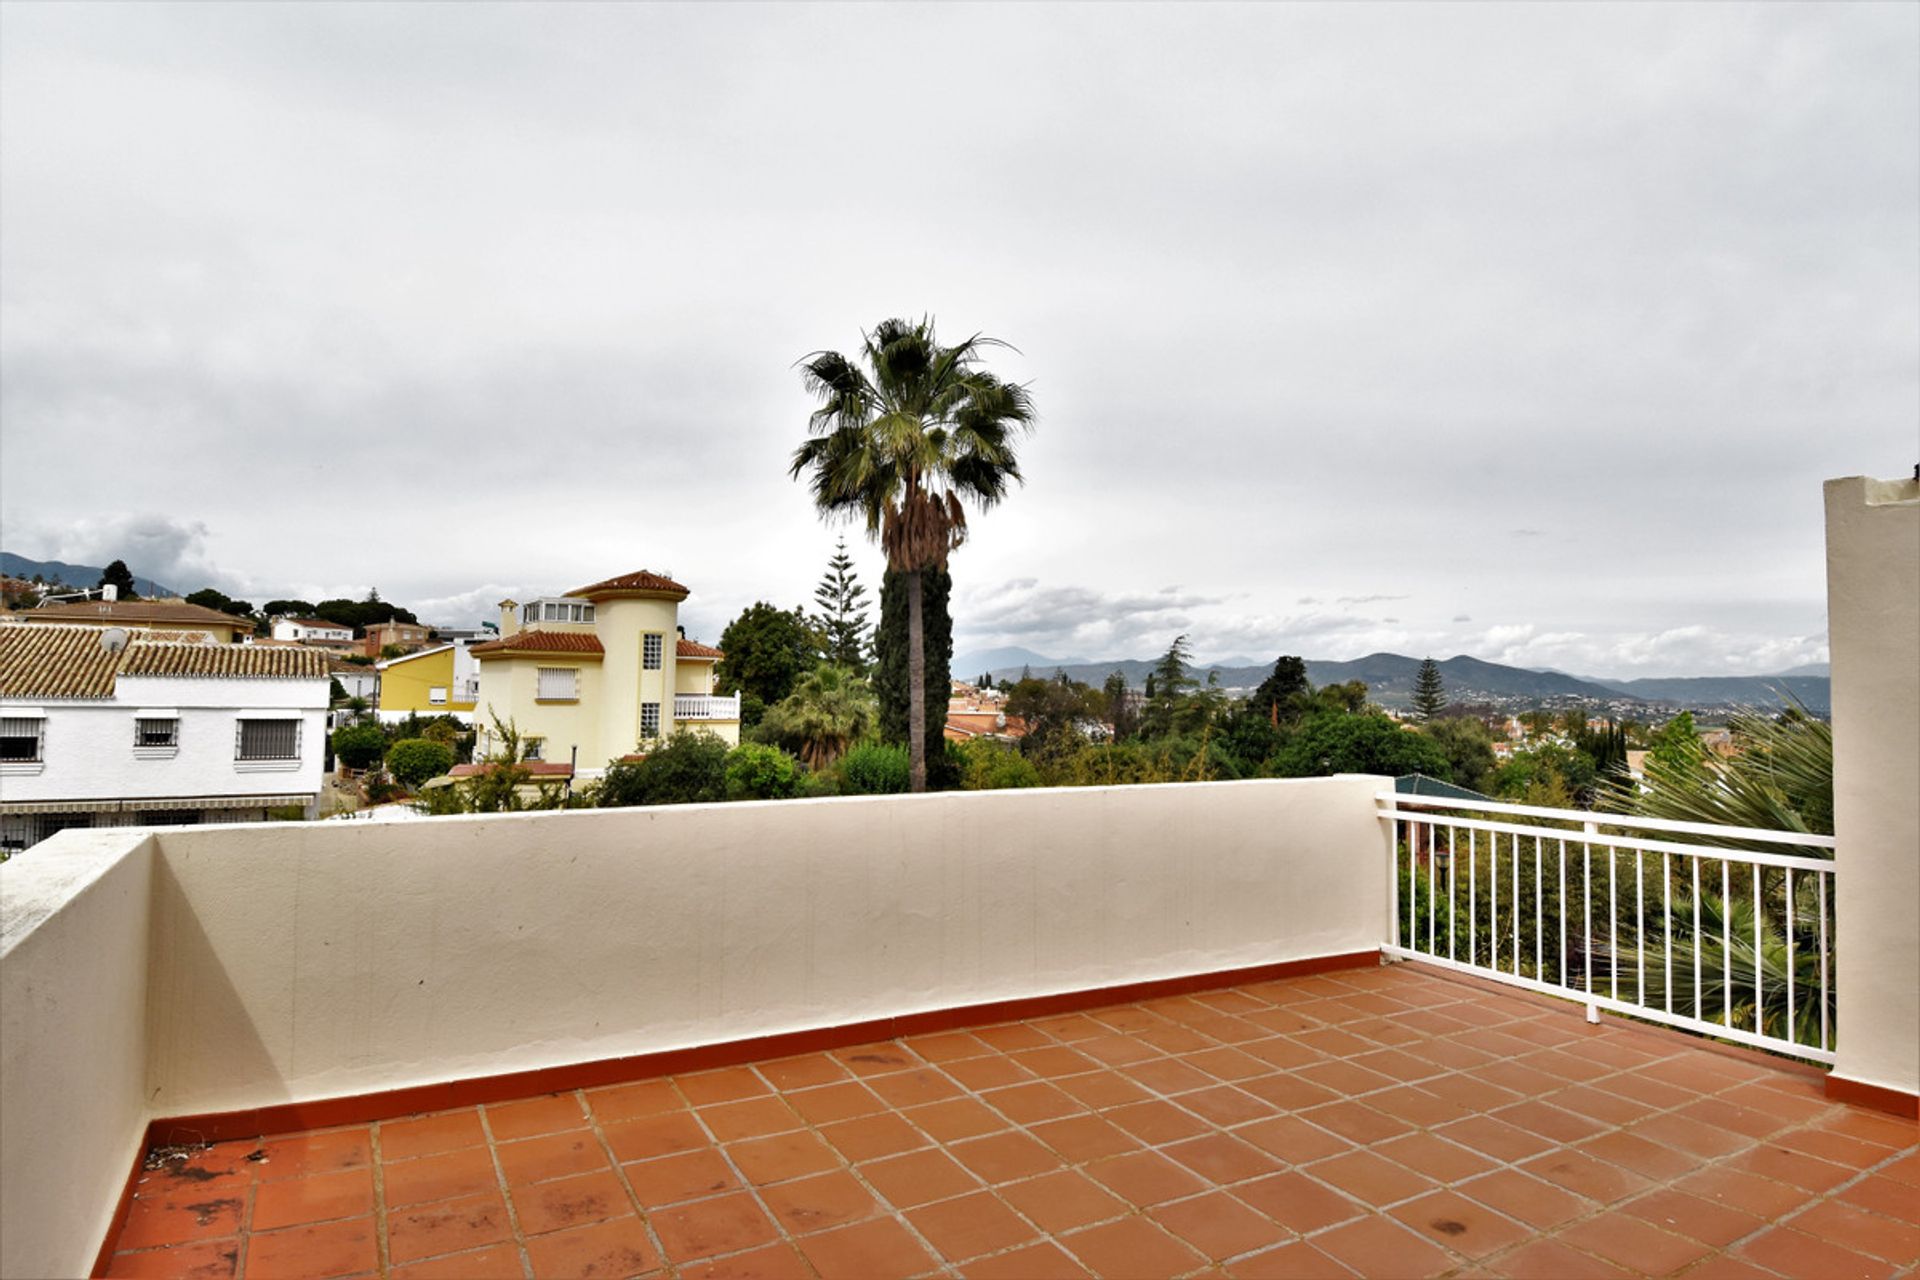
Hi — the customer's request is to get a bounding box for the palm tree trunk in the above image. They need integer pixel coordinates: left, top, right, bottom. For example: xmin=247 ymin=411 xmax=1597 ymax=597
xmin=907 ymin=569 xmax=927 ymax=793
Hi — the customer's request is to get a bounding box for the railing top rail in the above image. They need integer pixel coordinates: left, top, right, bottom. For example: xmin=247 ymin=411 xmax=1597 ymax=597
xmin=1376 ymin=790 xmax=1836 ymax=850
xmin=1380 ymin=806 xmax=1836 ymax=871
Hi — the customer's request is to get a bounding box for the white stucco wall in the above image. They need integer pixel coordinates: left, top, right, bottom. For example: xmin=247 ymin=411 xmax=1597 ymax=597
xmin=0 ymin=830 xmax=154 ymax=1280
xmin=141 ymin=775 xmax=1388 ymax=1117
xmin=0 ymin=674 xmax=326 ymax=806
xmin=1824 ymin=474 xmax=1920 ymax=1102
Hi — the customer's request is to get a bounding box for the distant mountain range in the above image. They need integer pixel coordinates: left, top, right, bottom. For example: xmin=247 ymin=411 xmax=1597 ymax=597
xmin=954 ymin=648 xmax=1830 ymax=715
xmin=1 ymin=552 xmax=177 ymax=599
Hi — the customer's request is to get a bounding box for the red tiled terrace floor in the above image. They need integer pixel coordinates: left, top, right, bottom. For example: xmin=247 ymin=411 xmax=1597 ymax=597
xmin=106 ymin=964 xmax=1919 ymax=1279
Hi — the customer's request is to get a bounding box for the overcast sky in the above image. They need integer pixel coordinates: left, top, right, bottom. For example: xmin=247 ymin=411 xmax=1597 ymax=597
xmin=3 ymin=3 xmax=1914 ymax=677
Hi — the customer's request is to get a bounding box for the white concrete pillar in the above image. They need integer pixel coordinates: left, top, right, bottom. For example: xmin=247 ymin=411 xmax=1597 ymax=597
xmin=1823 ymin=473 xmax=1920 ymax=1115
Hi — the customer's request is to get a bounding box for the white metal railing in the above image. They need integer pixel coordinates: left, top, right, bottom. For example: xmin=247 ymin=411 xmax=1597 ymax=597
xmin=673 ymin=693 xmax=741 ymax=721
xmin=1379 ymin=791 xmax=1838 ymax=1064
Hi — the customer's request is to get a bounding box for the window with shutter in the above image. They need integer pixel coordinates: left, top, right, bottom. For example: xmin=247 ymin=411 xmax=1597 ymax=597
xmin=537 ymin=668 xmax=578 ymax=700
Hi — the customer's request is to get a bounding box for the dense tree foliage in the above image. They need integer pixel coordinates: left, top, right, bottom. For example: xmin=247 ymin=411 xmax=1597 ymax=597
xmin=812 ymin=538 xmax=871 ymax=673
xmin=756 ymin=665 xmax=875 ymax=768
xmin=716 ymin=602 xmax=821 ymax=715
xmin=330 ymin=722 xmax=387 ymax=771
xmin=1411 ymin=658 xmax=1447 ymax=720
xmin=598 ymin=731 xmax=729 ymax=807
xmin=387 ymin=738 xmax=455 ymax=788
xmin=185 ymin=587 xmax=255 ymax=617
xmin=97 ymin=559 xmax=139 ymax=599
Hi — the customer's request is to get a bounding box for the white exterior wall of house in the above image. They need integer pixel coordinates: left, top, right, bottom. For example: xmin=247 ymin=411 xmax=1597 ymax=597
xmin=331 ymin=668 xmax=379 ymax=702
xmin=271 ymin=618 xmax=353 ymax=644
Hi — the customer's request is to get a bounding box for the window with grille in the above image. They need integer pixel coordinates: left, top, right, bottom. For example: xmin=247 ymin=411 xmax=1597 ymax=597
xmin=537 ymin=668 xmax=578 ymax=700
xmin=0 ymin=718 xmax=44 ymax=762
xmin=236 ymin=719 xmax=300 ymax=761
xmin=524 ymin=737 xmax=545 ymax=761
xmin=643 ymin=633 xmax=663 ymax=670
xmin=641 ymin=702 xmax=661 ymax=737
xmin=135 ymin=718 xmax=179 ymax=748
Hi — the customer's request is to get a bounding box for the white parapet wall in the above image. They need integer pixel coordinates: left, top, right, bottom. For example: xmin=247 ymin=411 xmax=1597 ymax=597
xmin=0 ymin=830 xmax=155 ymax=1280
xmin=1824 ymin=474 xmax=1920 ymax=1107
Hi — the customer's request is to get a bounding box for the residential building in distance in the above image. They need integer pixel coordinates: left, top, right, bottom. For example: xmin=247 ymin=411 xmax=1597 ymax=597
xmin=269 ymin=615 xmax=356 ymax=649
xmin=0 ymin=622 xmax=329 ymax=853
xmin=13 ymin=597 xmax=256 ymax=644
xmin=469 ymin=569 xmax=738 ymax=772
xmin=944 ymin=681 xmax=1029 ymax=742
xmin=375 ymin=642 xmax=478 ymax=724
xmin=329 ymin=660 xmax=379 ymax=704
xmin=362 ymin=620 xmax=431 ymax=658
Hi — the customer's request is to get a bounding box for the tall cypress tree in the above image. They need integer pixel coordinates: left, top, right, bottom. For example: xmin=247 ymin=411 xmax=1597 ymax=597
xmin=1411 ymin=657 xmax=1447 ymax=720
xmin=812 ymin=537 xmax=871 ymax=672
xmin=875 ymin=568 xmax=952 ymax=781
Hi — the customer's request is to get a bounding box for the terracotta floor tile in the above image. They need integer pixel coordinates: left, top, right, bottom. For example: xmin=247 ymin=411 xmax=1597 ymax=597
xmin=1235 ymin=1114 xmax=1352 ymax=1165
xmin=1296 ymin=1058 xmax=1399 ymax=1097
xmin=511 ymin=1168 xmax=631 ymax=1236
xmin=678 ymin=1242 xmax=813 ymax=1280
xmin=908 ymin=1189 xmax=1039 ymax=1262
xmin=1223 ymin=1239 xmax=1357 ymax=1279
xmin=1673 ymin=1165 xmax=1816 ymax=1219
xmin=999 ymin=1169 xmax=1129 ymax=1235
xmin=1119 ymin=1056 xmax=1217 ymax=1095
xmin=786 ymin=1080 xmax=885 ymax=1126
xmin=250 ymin=1167 xmax=375 ymax=1231
xmin=974 ymin=1022 xmax=1054 ymax=1052
xmin=117 ymin=1192 xmax=250 ymax=1252
xmin=383 ymin=1146 xmax=501 ymax=1208
xmin=1626 ymin=1112 xmax=1755 ymax=1160
xmin=1010 ymin=1046 xmax=1099 ymax=1079
xmin=485 ymin=1092 xmax=587 ymax=1142
xmin=1084 ymin=1149 xmax=1209 ymax=1208
xmin=756 ymin=1052 xmax=851 ymax=1090
xmin=819 ymin=1113 xmax=929 ymax=1163
xmin=761 ymin=1169 xmax=882 ymax=1235
xmin=1677 ymin=1097 xmax=1789 ymax=1141
xmin=960 ymin=1239 xmax=1093 ymax=1279
xmin=381 ymin=1110 xmax=487 ymax=1162
xmin=522 ymin=1214 xmax=659 ymax=1279
xmin=1161 ymin=1133 xmax=1281 ymax=1186
xmin=1103 ymin=1099 xmax=1211 ymax=1145
xmin=1519 ymin=1148 xmax=1652 ymax=1205
xmin=1307 ymin=1148 xmax=1437 ymax=1207
xmin=386 ymin=1191 xmax=513 ymax=1265
xmin=1619 ymin=1188 xmax=1765 ymax=1247
xmin=982 ymin=1081 xmax=1086 ymax=1125
xmin=625 ymin=1147 xmax=742 ymax=1205
xmin=497 ymin=1131 xmax=611 ymax=1186
xmin=1772 ymin=1124 xmax=1894 ymax=1168
xmin=241 ymin=1217 xmax=377 ymax=1279
xmin=105 ymin=1240 xmax=241 ymax=1280
xmin=1240 ymin=1036 xmax=1329 ymax=1072
xmin=1494 ymin=1099 xmax=1610 ymax=1146
xmin=859 ymin=1147 xmax=981 ymax=1208
xmin=1365 ymin=1084 xmax=1471 ymax=1129
xmin=902 ymin=1030 xmax=994 ymax=1062
xmin=1055 ymin=1070 xmax=1154 ymax=1111
xmin=699 ymin=1096 xmax=801 ymax=1143
xmin=1184 ymin=1046 xmax=1272 ymax=1082
xmin=604 ymin=1111 xmax=712 ymax=1163
xmin=585 ymin=1079 xmax=685 ymax=1124
xmin=1740 ymin=1226 xmax=1901 ymax=1280
xmin=393 ymin=1242 xmax=525 ymax=1279
xmin=1296 ymin=1099 xmax=1413 ymax=1146
xmin=1373 ymin=1131 xmax=1498 ymax=1185
xmin=1789 ymin=1196 xmax=1920 ymax=1264
xmin=1725 ymin=1141 xmax=1857 ymax=1192
xmin=906 ymin=1096 xmax=1007 ymax=1143
xmin=1456 ymin=1169 xmax=1591 ymax=1230
xmin=255 ymin=1129 xmax=372 ymax=1181
xmin=868 ymin=1068 xmax=965 ymax=1109
xmin=949 ymin=1130 xmax=1065 ymax=1184
xmin=723 ymin=1129 xmax=838 ymax=1187
xmin=1234 ymin=1170 xmax=1364 ymax=1234
xmin=1840 ymin=1175 xmax=1920 ymax=1227
xmin=1387 ymin=1189 xmax=1533 ymax=1260
xmin=1548 ymin=1083 xmax=1658 ymax=1128
xmin=650 ymin=1191 xmax=780 ymax=1263
xmin=796 ymin=1215 xmax=941 ymax=1279
xmin=1061 ymin=1214 xmax=1207 ymax=1278
xmin=1028 ymin=1114 xmax=1143 ymax=1164
xmin=1419 ymin=1070 xmax=1526 ymax=1115
xmin=676 ymin=1066 xmax=772 ymax=1107
xmin=1818 ymin=1108 xmax=1920 ymax=1150
xmin=139 ymin=1142 xmax=264 ymax=1195
xmin=944 ymin=1055 xmax=1036 ymax=1092
xmin=1176 ymin=1084 xmax=1276 ymax=1129
xmin=1665 ymin=1257 xmax=1777 ymax=1280
xmin=1574 ymin=1130 xmax=1701 ymax=1183
xmin=1556 ymin=1213 xmax=1716 ymax=1276
xmin=1880 ymin=1151 xmax=1920 ymax=1188
xmin=1299 ymin=1214 xmax=1460 ymax=1280
xmin=1485 ymin=1238 xmax=1633 ymax=1279
xmin=1152 ymin=1190 xmax=1288 ymax=1261
xmin=1074 ymin=1032 xmax=1161 ymax=1066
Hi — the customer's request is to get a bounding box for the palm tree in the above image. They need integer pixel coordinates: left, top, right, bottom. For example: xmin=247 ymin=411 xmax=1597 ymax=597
xmin=759 ymin=665 xmax=877 ymax=769
xmin=791 ymin=318 xmax=1035 ymax=791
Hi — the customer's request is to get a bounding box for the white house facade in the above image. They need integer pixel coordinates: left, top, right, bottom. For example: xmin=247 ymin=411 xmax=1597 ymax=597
xmin=0 ymin=624 xmax=330 ymax=855
xmin=270 ymin=616 xmax=355 ymax=646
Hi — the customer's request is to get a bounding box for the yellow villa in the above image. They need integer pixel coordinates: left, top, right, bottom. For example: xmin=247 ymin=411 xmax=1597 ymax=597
xmin=468 ymin=569 xmax=739 ymax=774
xmin=374 ymin=642 xmax=479 ymax=722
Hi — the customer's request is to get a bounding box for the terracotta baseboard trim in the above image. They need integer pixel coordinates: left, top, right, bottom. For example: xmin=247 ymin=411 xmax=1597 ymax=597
xmin=142 ymin=949 xmax=1380 ymax=1150
xmin=1824 ymin=1073 xmax=1920 ymax=1120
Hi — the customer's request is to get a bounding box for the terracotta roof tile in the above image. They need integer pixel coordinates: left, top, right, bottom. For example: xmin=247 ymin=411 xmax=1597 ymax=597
xmin=0 ymin=623 xmax=327 ymax=699
xmin=676 ymin=637 xmax=724 ymax=660
xmin=468 ymin=629 xmax=605 ymax=657
xmin=567 ymin=569 xmax=690 ymax=600
xmin=19 ymin=599 xmax=256 ymax=629
xmin=123 ymin=641 xmax=330 ymax=681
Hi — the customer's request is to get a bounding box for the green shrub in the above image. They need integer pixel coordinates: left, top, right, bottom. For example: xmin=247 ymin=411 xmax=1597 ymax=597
xmin=387 ymin=738 xmax=456 ymax=788
xmin=797 ymin=769 xmax=841 ymax=798
xmin=840 ymin=742 xmax=910 ymax=794
xmin=599 ymin=730 xmax=728 ymax=807
xmin=330 ymin=721 xmax=387 ymax=771
xmin=725 ymin=742 xmax=800 ymax=801
xmin=959 ymin=739 xmax=1042 ymax=790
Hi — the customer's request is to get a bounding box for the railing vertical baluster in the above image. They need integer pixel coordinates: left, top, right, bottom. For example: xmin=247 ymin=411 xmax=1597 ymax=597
xmin=1448 ymin=825 xmax=1457 ymax=962
xmin=1609 ymin=842 xmax=1619 ymax=1001
xmin=1491 ymin=826 xmax=1499 ymax=973
xmin=1785 ymin=867 xmax=1795 ymax=1047
xmin=1511 ymin=832 xmax=1521 ymax=977
xmin=1428 ymin=818 xmax=1436 ymax=956
xmin=1818 ymin=870 xmax=1830 ymax=1052
xmin=1752 ymin=863 xmax=1763 ymax=1036
xmin=1662 ymin=852 xmax=1672 ymax=1016
xmin=1557 ymin=838 xmax=1566 ymax=988
xmin=1635 ymin=850 xmax=1645 ymax=1008
xmin=1693 ymin=857 xmax=1702 ymax=1024
xmin=1469 ymin=829 xmax=1478 ymax=967
xmin=1534 ymin=835 xmax=1542 ymax=982
xmin=1722 ymin=859 xmax=1732 ymax=1028
xmin=1583 ymin=836 xmax=1594 ymax=1021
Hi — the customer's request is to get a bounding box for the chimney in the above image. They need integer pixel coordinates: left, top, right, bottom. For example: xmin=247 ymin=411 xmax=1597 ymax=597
xmin=102 ymin=584 xmax=119 ymax=603
xmin=497 ymin=599 xmax=519 ymax=638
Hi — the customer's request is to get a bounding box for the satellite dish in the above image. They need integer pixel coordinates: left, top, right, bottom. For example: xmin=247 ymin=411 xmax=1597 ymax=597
xmin=100 ymin=627 xmax=130 ymax=654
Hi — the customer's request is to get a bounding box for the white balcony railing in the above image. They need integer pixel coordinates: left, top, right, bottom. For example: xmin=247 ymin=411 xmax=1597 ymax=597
xmin=674 ymin=692 xmax=741 ymax=721
xmin=1380 ymin=791 xmax=1838 ymax=1064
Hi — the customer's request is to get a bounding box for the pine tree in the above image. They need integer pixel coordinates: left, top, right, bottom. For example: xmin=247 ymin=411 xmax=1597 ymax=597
xmin=1252 ymin=656 xmax=1311 ymax=726
xmin=1412 ymin=657 xmax=1447 ymax=720
xmin=811 ymin=537 xmax=871 ymax=672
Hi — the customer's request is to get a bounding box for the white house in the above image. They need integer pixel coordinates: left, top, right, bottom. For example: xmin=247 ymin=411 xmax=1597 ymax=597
xmin=270 ymin=615 xmax=355 ymax=647
xmin=0 ymin=623 xmax=330 ymax=854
